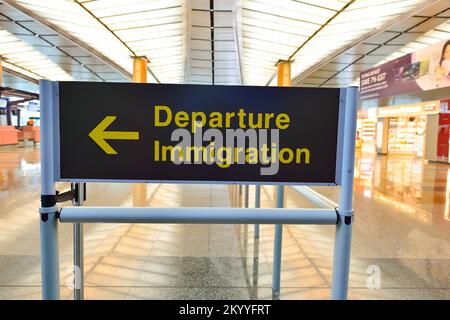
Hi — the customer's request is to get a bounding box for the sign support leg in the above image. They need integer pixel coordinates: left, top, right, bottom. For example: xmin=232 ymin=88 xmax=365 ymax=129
xmin=272 ymin=185 xmax=284 ymax=299
xmin=72 ymin=182 xmax=85 ymax=300
xmin=331 ymin=87 xmax=358 ymax=300
xmin=254 ymin=185 xmax=261 ymax=238
xmin=239 ymin=185 xmax=242 ymax=207
xmin=244 ymin=184 xmax=249 ymax=208
xmin=40 ymin=212 xmax=59 ymax=300
xmin=271 ymin=59 xmax=290 ymax=300
xmin=39 ymin=80 xmax=60 ymax=300
xmin=252 ymin=233 xmax=260 ymax=299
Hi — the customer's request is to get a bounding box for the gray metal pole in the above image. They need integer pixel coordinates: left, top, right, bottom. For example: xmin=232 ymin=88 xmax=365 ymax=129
xmin=252 ymin=237 xmax=260 ymax=299
xmin=39 ymin=80 xmax=60 ymax=300
xmin=272 ymin=185 xmax=284 ymax=299
xmin=239 ymin=185 xmax=242 ymax=207
xmin=230 ymin=185 xmax=234 ymax=207
xmin=254 ymin=185 xmax=261 ymax=238
xmin=244 ymin=184 xmax=249 ymax=208
xmin=331 ymin=87 xmax=358 ymax=300
xmin=72 ymin=182 xmax=84 ymax=300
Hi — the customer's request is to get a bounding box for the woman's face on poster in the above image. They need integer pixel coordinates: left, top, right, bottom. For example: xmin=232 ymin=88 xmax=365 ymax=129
xmin=444 ymin=44 xmax=450 ymax=61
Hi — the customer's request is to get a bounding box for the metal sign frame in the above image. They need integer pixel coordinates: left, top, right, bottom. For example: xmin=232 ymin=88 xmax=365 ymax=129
xmin=39 ymin=80 xmax=357 ymax=300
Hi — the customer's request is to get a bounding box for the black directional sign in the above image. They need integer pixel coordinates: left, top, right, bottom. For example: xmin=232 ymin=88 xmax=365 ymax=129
xmin=56 ymin=82 xmax=342 ymax=184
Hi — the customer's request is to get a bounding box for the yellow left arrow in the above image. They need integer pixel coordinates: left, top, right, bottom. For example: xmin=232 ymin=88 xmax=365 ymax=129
xmin=88 ymin=116 xmax=139 ymax=155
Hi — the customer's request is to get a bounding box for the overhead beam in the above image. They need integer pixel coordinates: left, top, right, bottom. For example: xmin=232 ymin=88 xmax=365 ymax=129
xmin=0 ymin=86 xmax=39 ymax=99
xmin=3 ymin=66 xmax=40 ymax=85
xmin=1 ymin=12 xmax=105 ymax=82
xmin=73 ymin=0 xmax=161 ymax=83
xmin=2 ymin=0 xmax=133 ymax=80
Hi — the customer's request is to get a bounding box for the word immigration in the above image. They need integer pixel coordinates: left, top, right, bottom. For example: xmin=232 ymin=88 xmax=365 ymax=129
xmin=153 ymin=105 xmax=312 ymax=175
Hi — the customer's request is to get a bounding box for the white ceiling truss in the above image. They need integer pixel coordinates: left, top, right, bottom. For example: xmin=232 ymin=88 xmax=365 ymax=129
xmin=0 ymin=0 xmax=448 ymax=93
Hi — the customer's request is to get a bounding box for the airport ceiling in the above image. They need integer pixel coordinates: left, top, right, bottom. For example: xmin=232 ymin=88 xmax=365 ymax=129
xmin=0 ymin=0 xmax=449 ymax=92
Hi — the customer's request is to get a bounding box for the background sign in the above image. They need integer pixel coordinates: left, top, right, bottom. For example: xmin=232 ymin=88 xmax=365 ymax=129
xmin=0 ymin=98 xmax=7 ymax=109
xmin=360 ymin=39 xmax=450 ymax=100
xmin=28 ymin=101 xmax=39 ymax=112
xmin=57 ymin=82 xmax=341 ymax=184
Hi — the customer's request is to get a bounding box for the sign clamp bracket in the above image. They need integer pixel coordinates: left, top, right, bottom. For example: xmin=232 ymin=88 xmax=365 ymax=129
xmin=52 ymin=183 xmax=87 ymax=204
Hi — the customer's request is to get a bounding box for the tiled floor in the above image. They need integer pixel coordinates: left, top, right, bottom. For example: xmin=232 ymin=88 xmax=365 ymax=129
xmin=0 ymin=145 xmax=448 ymax=299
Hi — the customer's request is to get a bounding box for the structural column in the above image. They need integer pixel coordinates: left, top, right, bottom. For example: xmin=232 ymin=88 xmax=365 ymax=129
xmin=277 ymin=60 xmax=291 ymax=87
xmin=133 ymin=56 xmax=148 ymax=83
xmin=272 ymin=59 xmax=291 ymax=300
xmin=132 ymin=56 xmax=148 ymax=206
xmin=0 ymin=58 xmax=12 ymax=126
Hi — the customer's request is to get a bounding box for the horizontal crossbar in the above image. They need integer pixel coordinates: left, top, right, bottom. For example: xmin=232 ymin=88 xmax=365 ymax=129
xmin=59 ymin=207 xmax=338 ymax=225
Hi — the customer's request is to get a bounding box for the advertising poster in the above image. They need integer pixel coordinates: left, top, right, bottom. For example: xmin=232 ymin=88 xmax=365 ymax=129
xmin=360 ymin=39 xmax=450 ymax=100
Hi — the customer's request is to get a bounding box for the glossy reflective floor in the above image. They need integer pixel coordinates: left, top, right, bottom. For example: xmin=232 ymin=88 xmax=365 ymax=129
xmin=0 ymin=145 xmax=449 ymax=299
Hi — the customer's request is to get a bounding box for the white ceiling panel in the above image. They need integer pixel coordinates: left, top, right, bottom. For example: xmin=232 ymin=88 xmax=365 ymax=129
xmin=0 ymin=0 xmax=448 ymax=92
xmin=297 ymin=0 xmax=450 ymax=88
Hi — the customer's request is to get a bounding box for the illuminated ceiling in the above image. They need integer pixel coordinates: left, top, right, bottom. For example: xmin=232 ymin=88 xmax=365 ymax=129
xmin=0 ymin=0 xmax=448 ymax=92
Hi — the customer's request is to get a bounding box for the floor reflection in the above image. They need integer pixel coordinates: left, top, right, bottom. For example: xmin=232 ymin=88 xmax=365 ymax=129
xmin=354 ymin=150 xmax=450 ymax=222
xmin=0 ymin=147 xmax=41 ymax=195
xmin=0 ymin=145 xmax=449 ymax=300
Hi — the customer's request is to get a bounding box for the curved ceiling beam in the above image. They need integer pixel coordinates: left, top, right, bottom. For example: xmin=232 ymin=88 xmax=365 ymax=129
xmin=233 ymin=0 xmax=244 ymax=85
xmin=2 ymin=0 xmax=133 ymax=80
xmin=264 ymin=0 xmax=356 ymax=86
xmin=73 ymin=0 xmax=161 ymax=83
xmin=3 ymin=65 xmax=40 ymax=84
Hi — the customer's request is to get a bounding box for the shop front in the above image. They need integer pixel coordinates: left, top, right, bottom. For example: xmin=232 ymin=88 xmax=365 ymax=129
xmin=359 ymin=38 xmax=450 ymax=163
xmin=357 ymin=106 xmax=431 ymax=157
xmin=357 ymin=100 xmax=450 ymax=161
xmin=356 ymin=108 xmax=377 ymax=154
xmin=375 ymin=101 xmax=439 ymax=157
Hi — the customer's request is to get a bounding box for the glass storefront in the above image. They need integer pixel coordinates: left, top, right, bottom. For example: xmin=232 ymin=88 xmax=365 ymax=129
xmin=357 ymin=100 xmax=445 ymax=159
xmin=360 ymin=118 xmax=377 ymax=153
xmin=387 ymin=115 xmax=427 ymax=157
